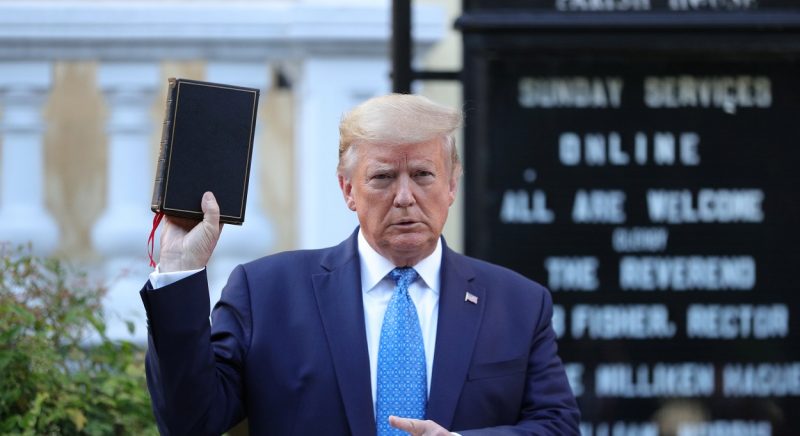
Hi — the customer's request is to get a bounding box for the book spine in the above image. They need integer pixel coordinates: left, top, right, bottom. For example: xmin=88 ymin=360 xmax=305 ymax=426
xmin=151 ymin=78 xmax=178 ymax=213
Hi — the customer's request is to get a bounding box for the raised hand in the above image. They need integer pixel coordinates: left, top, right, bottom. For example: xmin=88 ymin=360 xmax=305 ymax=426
xmin=158 ymin=191 xmax=223 ymax=272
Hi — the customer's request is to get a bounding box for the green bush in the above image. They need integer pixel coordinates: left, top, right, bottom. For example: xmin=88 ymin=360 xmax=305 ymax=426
xmin=0 ymin=245 xmax=157 ymax=435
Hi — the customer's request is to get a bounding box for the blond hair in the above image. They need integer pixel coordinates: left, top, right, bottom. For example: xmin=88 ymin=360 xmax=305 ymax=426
xmin=337 ymin=93 xmax=462 ymax=177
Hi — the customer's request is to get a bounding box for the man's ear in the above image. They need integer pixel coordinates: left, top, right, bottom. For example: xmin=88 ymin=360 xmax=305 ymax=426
xmin=339 ymin=175 xmax=357 ymax=211
xmin=447 ymin=168 xmax=460 ymax=206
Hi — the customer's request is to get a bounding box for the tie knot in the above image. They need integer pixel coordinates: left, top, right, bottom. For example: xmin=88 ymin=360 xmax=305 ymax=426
xmin=389 ymin=267 xmax=418 ymax=291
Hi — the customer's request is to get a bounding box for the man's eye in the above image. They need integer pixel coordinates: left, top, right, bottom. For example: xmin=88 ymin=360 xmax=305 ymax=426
xmin=368 ymin=174 xmax=394 ymax=188
xmin=415 ymin=171 xmax=434 ymax=178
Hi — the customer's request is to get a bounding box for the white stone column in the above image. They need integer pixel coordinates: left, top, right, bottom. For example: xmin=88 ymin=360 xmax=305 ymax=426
xmin=205 ymin=62 xmax=274 ymax=302
xmin=91 ymin=62 xmax=160 ymax=257
xmin=0 ymin=62 xmax=59 ymax=255
xmin=293 ymin=57 xmax=390 ymax=250
xmin=91 ymin=62 xmax=159 ymax=342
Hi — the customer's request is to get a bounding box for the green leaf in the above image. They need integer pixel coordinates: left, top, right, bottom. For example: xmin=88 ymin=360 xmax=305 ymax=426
xmin=126 ymin=320 xmax=136 ymax=335
xmin=0 ymin=246 xmax=157 ymax=434
xmin=66 ymin=408 xmax=87 ymax=431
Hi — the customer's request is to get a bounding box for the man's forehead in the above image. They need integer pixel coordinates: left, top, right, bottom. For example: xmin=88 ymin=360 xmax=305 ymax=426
xmin=363 ymin=153 xmax=439 ymax=167
xmin=360 ymin=141 xmax=444 ymax=160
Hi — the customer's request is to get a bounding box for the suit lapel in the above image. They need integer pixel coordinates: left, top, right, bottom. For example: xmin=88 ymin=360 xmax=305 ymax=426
xmin=312 ymin=232 xmax=376 ymax=436
xmin=426 ymin=246 xmax=485 ymax=429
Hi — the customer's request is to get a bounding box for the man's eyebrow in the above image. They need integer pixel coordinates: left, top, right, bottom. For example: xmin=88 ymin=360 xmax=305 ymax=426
xmin=408 ymin=159 xmax=437 ymax=168
xmin=365 ymin=163 xmax=396 ymax=173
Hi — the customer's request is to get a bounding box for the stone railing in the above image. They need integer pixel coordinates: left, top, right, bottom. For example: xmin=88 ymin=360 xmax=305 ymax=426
xmin=0 ymin=0 xmax=445 ymax=341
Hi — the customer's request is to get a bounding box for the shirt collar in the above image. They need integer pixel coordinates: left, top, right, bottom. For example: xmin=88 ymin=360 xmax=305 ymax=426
xmin=357 ymin=229 xmax=442 ymax=295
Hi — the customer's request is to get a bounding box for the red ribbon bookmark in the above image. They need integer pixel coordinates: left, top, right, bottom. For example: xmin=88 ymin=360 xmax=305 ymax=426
xmin=148 ymin=212 xmax=165 ymax=267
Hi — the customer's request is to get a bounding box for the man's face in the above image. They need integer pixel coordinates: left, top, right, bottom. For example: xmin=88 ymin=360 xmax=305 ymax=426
xmin=339 ymin=138 xmax=457 ymax=266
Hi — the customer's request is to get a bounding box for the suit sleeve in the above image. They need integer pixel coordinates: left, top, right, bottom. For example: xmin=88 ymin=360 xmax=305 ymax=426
xmin=139 ymin=266 xmax=252 ymax=435
xmin=460 ymin=289 xmax=581 ymax=436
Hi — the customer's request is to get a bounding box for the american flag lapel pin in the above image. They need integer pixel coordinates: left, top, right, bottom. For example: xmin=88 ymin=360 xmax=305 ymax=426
xmin=465 ymin=291 xmax=478 ymax=305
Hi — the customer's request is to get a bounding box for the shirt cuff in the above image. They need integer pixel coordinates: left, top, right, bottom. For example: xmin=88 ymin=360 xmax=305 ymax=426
xmin=148 ymin=264 xmax=204 ymax=289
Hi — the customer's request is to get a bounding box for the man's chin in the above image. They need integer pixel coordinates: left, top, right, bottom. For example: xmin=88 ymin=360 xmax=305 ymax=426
xmin=383 ymin=233 xmax=436 ymax=258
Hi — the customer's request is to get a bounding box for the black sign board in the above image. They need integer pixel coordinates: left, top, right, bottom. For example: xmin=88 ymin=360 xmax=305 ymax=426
xmin=460 ymin=7 xmax=800 ymax=436
xmin=463 ymin=0 xmax=796 ymax=12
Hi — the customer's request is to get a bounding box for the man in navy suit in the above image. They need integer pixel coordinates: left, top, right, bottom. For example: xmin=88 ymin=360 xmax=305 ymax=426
xmin=141 ymin=94 xmax=580 ymax=435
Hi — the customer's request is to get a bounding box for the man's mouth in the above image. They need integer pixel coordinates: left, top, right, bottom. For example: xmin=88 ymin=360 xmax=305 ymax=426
xmin=393 ymin=220 xmax=420 ymax=227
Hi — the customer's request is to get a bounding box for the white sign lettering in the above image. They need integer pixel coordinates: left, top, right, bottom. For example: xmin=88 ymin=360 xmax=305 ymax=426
xmin=670 ymin=0 xmax=759 ymax=12
xmin=519 ymin=77 xmax=624 ymax=108
xmin=723 ymin=363 xmax=800 ymax=397
xmin=647 ymin=189 xmax=764 ymax=224
xmin=564 ymin=363 xmax=585 ymax=397
xmin=596 ymin=362 xmax=715 ymax=398
xmin=644 ymin=75 xmax=771 ymax=114
xmin=556 ymin=0 xmax=652 ymax=12
xmin=678 ymin=420 xmax=771 ymax=436
xmin=545 ymin=256 xmax=599 ymax=291
xmin=612 ymin=227 xmax=669 ymax=252
xmin=553 ymin=304 xmax=566 ymax=338
xmin=571 ymin=304 xmax=676 ymax=339
xmin=573 ymin=190 xmax=627 ymax=224
xmin=499 ymin=189 xmax=555 ymax=224
xmin=583 ymin=422 xmax=660 ymax=436
xmin=619 ymin=256 xmax=756 ymax=291
xmin=687 ymin=304 xmax=789 ymax=339
xmin=560 ymin=131 xmax=700 ymax=166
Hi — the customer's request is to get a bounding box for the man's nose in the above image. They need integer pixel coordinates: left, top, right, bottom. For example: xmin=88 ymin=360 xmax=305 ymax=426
xmin=393 ymin=175 xmax=415 ymax=207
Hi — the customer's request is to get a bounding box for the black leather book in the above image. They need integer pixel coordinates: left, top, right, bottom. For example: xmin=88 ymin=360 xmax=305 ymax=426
xmin=151 ymin=78 xmax=259 ymax=225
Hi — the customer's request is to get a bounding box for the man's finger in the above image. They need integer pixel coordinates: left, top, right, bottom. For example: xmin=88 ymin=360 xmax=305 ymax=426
xmin=390 ymin=416 xmax=454 ymax=436
xmin=389 ymin=416 xmax=418 ymax=434
xmin=201 ymin=191 xmax=221 ymax=227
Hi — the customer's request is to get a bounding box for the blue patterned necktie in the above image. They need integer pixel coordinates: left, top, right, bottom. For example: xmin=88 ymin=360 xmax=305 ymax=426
xmin=376 ymin=267 xmax=427 ymax=435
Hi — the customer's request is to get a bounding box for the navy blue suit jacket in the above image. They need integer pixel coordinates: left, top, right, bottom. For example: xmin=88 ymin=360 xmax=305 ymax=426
xmin=140 ymin=230 xmax=580 ymax=435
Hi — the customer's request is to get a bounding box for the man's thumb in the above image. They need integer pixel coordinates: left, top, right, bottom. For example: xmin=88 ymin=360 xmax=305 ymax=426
xmin=201 ymin=191 xmax=221 ymax=226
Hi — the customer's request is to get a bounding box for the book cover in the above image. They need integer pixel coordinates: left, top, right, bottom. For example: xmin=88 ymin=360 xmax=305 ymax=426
xmin=151 ymin=78 xmax=260 ymax=225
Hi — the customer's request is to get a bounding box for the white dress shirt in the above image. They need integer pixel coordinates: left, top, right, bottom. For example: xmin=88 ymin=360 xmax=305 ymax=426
xmin=149 ymin=264 xmax=202 ymax=289
xmin=357 ymin=230 xmax=440 ymax=414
